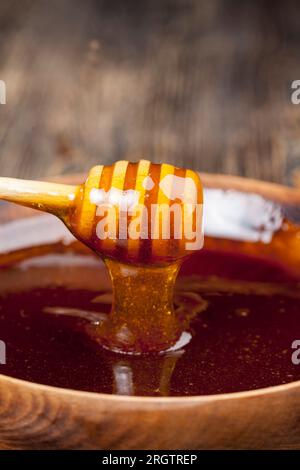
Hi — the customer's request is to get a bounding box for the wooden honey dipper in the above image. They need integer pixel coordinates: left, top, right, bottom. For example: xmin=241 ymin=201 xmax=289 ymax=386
xmin=0 ymin=160 xmax=204 ymax=354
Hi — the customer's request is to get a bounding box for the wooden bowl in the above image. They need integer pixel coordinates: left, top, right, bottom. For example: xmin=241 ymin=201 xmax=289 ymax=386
xmin=0 ymin=172 xmax=300 ymax=450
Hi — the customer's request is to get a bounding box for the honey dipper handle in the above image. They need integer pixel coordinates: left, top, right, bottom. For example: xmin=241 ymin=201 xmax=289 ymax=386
xmin=0 ymin=177 xmax=78 ymax=215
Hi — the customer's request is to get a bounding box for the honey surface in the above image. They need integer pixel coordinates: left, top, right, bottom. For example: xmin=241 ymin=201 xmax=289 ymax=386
xmin=1 ymin=244 xmax=300 ymax=396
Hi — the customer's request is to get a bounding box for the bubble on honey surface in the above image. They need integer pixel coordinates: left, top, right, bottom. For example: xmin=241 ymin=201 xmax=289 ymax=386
xmin=235 ymin=308 xmax=250 ymax=317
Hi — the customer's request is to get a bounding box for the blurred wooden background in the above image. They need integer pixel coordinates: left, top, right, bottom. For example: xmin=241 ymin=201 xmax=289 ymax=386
xmin=0 ymin=0 xmax=300 ymax=184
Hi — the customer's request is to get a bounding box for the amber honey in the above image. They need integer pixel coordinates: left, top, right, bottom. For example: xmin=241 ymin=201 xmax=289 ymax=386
xmin=0 ymin=241 xmax=300 ymax=396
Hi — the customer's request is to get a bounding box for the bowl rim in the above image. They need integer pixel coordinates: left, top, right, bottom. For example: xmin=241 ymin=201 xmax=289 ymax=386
xmin=1 ymin=171 xmax=300 ymax=404
xmin=1 ymin=365 xmax=300 ymax=405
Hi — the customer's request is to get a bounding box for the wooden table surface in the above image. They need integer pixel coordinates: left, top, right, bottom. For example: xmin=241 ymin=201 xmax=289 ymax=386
xmin=0 ymin=0 xmax=300 ymax=185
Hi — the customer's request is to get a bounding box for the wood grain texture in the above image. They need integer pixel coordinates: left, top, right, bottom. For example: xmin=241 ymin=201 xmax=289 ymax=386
xmin=1 ymin=373 xmax=300 ymax=450
xmin=1 ymin=173 xmax=300 ymax=449
xmin=0 ymin=0 xmax=300 ymax=183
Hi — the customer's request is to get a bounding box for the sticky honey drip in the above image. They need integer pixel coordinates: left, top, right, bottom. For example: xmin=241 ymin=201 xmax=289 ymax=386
xmin=94 ymin=259 xmax=182 ymax=354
